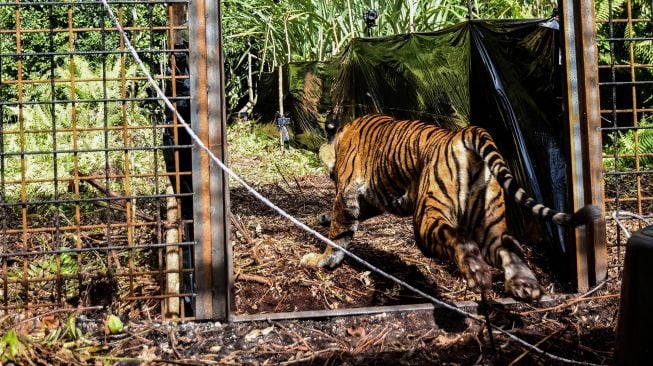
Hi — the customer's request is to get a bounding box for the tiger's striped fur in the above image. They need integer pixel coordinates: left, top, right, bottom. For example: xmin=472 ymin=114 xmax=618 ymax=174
xmin=302 ymin=114 xmax=600 ymax=301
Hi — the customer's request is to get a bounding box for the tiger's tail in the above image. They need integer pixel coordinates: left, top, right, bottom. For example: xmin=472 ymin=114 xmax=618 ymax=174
xmin=466 ymin=127 xmax=601 ymax=227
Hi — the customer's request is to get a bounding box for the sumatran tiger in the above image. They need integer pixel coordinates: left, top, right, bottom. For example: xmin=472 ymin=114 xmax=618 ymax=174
xmin=301 ymin=114 xmax=601 ymax=301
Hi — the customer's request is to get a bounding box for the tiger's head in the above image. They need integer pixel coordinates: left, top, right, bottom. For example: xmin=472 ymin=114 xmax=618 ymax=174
xmin=319 ymin=107 xmax=343 ymax=175
xmin=318 ymin=142 xmax=336 ymax=174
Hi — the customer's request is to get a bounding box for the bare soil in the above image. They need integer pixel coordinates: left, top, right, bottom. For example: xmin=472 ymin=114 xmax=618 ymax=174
xmin=4 ymin=173 xmax=640 ymax=365
xmin=223 ymin=174 xmax=622 ymax=365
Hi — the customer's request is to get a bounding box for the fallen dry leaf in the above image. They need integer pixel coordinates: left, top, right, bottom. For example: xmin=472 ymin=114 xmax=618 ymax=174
xmin=347 ymin=326 xmax=366 ymax=338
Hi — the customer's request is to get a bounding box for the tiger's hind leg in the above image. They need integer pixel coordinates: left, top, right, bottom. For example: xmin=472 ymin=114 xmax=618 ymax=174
xmin=478 ymin=223 xmax=543 ymax=301
xmin=415 ymin=216 xmax=492 ymax=293
xmin=470 ymin=176 xmax=543 ymax=301
xmin=495 ymin=235 xmax=543 ymax=301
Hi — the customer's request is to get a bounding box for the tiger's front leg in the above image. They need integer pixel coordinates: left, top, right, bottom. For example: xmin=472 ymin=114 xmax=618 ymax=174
xmin=301 ymin=185 xmax=362 ymax=269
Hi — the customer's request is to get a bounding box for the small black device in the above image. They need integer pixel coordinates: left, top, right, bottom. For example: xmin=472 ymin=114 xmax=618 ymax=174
xmin=363 ymin=9 xmax=378 ymax=37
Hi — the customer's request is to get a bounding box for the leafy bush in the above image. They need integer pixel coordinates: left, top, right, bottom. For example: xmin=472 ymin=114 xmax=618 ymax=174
xmin=603 ymin=119 xmax=653 ymax=171
xmin=228 ymin=119 xmax=323 ymax=185
xmin=1 ymin=56 xmax=164 ymax=200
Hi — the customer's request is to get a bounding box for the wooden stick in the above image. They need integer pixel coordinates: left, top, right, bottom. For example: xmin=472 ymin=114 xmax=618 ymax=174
xmin=165 ymin=185 xmax=181 ymax=319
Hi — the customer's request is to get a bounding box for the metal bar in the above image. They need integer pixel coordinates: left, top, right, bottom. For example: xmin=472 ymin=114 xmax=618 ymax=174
xmin=205 ymin=0 xmax=231 ymax=321
xmin=624 ymin=2 xmax=644 ymax=219
xmin=188 ymin=0 xmax=214 ymax=320
xmin=0 ymin=172 xmax=191 ymax=186
xmin=0 ymin=8 xmax=8 ymax=311
xmin=1 ymin=75 xmax=188 ymax=86
xmin=15 ymin=0 xmax=31 ymax=312
xmin=0 ymin=124 xmax=189 ymax=135
xmin=0 ymin=26 xmax=183 ymax=35
xmin=0 ymin=49 xmax=188 ymax=58
xmin=597 ymin=36 xmax=653 ymax=41
xmin=598 ymin=64 xmax=653 ymax=69
xmin=0 ymin=192 xmax=192 ymax=208
xmin=605 ymin=196 xmax=653 ymax=203
xmin=0 ymin=269 xmax=194 ymax=284
xmin=0 ymin=96 xmax=188 ymax=106
xmin=0 ymin=1 xmax=188 ymax=6
xmin=596 ymin=18 xmax=653 ymax=23
xmin=0 ymin=220 xmax=191 ymax=236
xmin=0 ymin=242 xmax=195 ymax=258
xmin=48 ymin=2 xmax=63 ymax=305
xmin=601 ymin=119 xmax=653 ymax=126
xmin=599 ymin=80 xmax=653 ymax=86
xmin=231 ymin=296 xmax=560 ymax=322
xmin=0 ymin=145 xmax=193 ymax=158
xmin=560 ymin=0 xmax=607 ymax=291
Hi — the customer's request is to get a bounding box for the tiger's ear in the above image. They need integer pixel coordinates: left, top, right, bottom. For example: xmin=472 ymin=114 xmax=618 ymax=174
xmin=318 ymin=142 xmax=336 ymax=174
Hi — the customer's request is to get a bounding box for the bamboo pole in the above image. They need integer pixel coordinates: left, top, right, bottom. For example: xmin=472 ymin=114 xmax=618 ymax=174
xmin=164 ymin=185 xmax=180 ymax=319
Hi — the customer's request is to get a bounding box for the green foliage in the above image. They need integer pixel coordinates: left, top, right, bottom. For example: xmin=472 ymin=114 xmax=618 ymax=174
xmin=2 ymin=56 xmax=165 ymax=200
xmin=104 ymin=314 xmax=124 ymax=334
xmin=228 ymin=120 xmax=323 ymax=184
xmin=0 ymin=330 xmax=26 ymax=363
xmin=66 ymin=315 xmax=83 ymax=341
xmin=604 ymin=119 xmax=653 ymax=170
xmin=0 ymin=3 xmax=167 ymax=88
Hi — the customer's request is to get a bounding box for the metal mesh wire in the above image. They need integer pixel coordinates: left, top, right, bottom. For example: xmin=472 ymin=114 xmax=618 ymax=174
xmin=0 ymin=1 xmax=193 ymax=319
xmin=596 ymin=0 xmax=653 ymax=275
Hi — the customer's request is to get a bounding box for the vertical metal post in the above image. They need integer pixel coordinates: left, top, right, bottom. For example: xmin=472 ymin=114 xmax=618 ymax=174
xmin=188 ymin=0 xmax=231 ymax=320
xmin=559 ymin=0 xmax=607 ymax=290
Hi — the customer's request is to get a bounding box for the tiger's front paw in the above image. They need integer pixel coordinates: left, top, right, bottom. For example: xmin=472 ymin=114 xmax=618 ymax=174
xmin=300 ymin=252 xmax=323 ymax=267
xmin=461 ymin=256 xmax=492 ymax=293
xmin=300 ymin=251 xmax=344 ymax=269
xmin=505 ymin=275 xmax=543 ymax=302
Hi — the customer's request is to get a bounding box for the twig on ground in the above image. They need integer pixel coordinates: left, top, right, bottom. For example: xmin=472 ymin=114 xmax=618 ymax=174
xmin=279 ymin=347 xmax=343 ymax=365
xmin=231 ymin=215 xmax=254 ymax=245
xmin=236 ymin=272 xmax=272 ymax=286
xmin=509 ymin=329 xmax=563 ymax=366
xmin=168 ymin=330 xmax=183 ymax=359
xmin=519 ymin=294 xmax=619 ymax=316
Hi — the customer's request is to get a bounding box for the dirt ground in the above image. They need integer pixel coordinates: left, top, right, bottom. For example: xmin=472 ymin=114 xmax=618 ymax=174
xmin=224 ymin=174 xmax=622 ymax=365
xmin=4 ymin=173 xmax=640 ymax=365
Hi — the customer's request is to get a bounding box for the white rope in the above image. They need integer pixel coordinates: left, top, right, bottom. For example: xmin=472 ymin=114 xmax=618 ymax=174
xmin=100 ymin=2 xmax=599 ymax=364
xmin=611 ymin=210 xmax=652 ymax=239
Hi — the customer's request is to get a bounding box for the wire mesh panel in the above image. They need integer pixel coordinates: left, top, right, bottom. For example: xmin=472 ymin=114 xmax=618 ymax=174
xmin=596 ymin=0 xmax=653 ymax=275
xmin=0 ymin=1 xmax=197 ymax=319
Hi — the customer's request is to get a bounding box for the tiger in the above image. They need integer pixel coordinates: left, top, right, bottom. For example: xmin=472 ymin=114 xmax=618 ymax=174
xmin=301 ymin=114 xmax=601 ymax=301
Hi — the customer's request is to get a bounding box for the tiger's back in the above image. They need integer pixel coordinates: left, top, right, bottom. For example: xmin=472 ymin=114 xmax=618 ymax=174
xmin=305 ymin=114 xmax=600 ymax=301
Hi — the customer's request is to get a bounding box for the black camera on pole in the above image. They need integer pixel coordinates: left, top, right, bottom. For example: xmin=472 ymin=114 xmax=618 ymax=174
xmin=363 ymin=9 xmax=378 ymax=37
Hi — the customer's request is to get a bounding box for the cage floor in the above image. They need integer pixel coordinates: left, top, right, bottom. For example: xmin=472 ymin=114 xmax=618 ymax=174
xmin=231 ymin=174 xmax=575 ymax=316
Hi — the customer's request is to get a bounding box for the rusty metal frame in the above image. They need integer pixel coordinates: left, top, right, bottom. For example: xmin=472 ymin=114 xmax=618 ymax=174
xmin=188 ymin=0 xmax=231 ymax=320
xmin=231 ymin=295 xmax=560 ymax=322
xmin=559 ymin=0 xmax=607 ymax=291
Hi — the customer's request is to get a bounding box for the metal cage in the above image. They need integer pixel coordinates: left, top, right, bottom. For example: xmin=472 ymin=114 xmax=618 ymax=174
xmin=0 ymin=0 xmax=229 ymax=321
